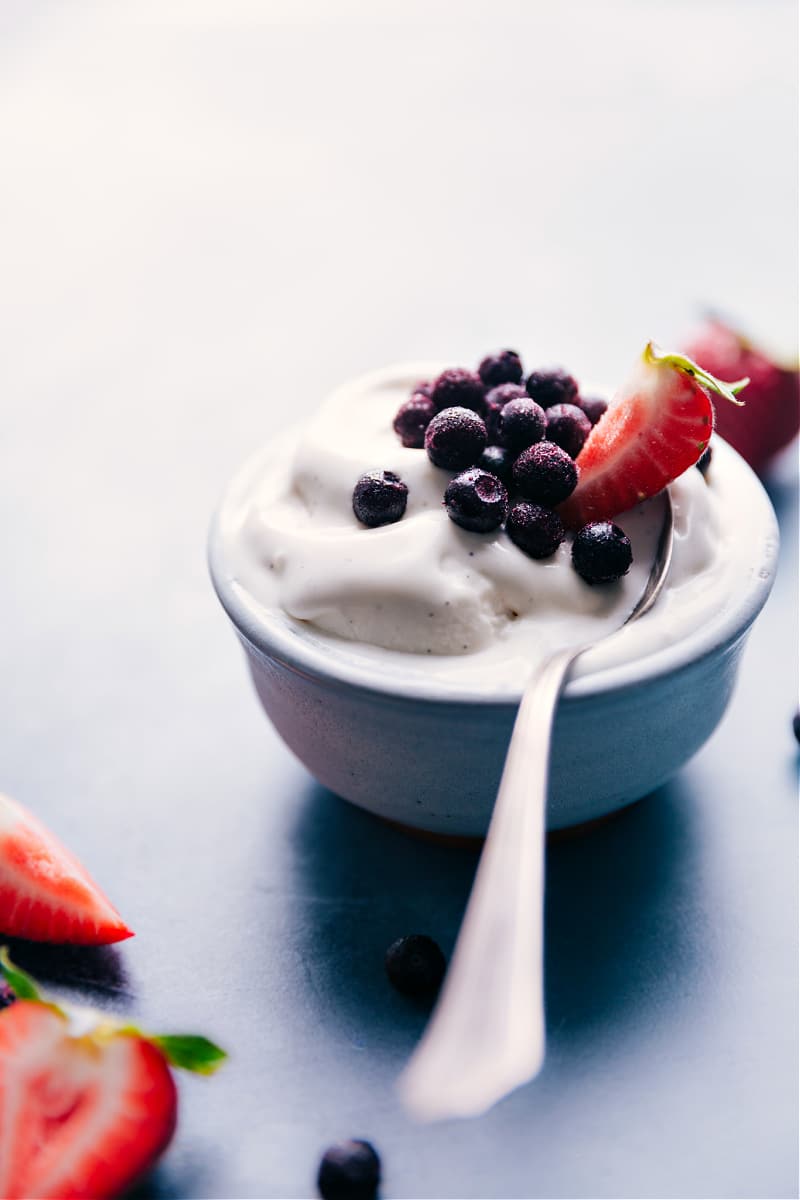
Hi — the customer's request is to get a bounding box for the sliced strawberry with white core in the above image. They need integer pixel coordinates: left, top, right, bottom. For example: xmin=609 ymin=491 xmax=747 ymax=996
xmin=558 ymin=342 xmax=747 ymax=529
xmin=0 ymin=794 xmax=132 ymax=945
xmin=0 ymin=952 xmax=226 ymax=1200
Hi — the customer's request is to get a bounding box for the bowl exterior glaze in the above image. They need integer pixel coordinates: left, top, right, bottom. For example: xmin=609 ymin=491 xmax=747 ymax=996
xmin=236 ymin=626 xmax=748 ymax=835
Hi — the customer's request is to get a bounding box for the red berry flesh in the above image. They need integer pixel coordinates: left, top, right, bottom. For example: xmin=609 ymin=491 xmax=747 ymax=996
xmin=430 ymin=368 xmax=485 ymax=414
xmin=506 ymin=502 xmax=565 ymax=559
xmin=545 ymin=403 xmax=592 ymax=458
xmin=572 ymin=521 xmax=632 ymax=583
xmin=424 ymin=407 xmax=487 ymax=470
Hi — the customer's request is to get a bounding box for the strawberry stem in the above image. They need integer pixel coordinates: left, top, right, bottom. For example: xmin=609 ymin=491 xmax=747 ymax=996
xmin=644 ymin=341 xmax=747 ymax=406
xmin=0 ymin=948 xmax=44 ymax=1003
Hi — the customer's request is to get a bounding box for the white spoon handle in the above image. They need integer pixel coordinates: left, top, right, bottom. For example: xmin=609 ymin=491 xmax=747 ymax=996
xmin=398 ymin=644 xmax=577 ymax=1121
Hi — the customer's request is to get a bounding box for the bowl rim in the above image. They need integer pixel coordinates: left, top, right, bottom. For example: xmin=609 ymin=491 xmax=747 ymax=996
xmin=208 ymin=434 xmax=779 ymax=708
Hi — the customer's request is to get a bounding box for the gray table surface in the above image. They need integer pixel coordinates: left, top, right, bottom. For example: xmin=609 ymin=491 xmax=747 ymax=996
xmin=1 ymin=3 xmax=797 ymax=1198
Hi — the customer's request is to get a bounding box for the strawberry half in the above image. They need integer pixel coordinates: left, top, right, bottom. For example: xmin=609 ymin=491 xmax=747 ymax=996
xmin=558 ymin=342 xmax=747 ymax=529
xmin=0 ymin=793 xmax=132 ymax=945
xmin=0 ymin=951 xmax=226 ymax=1200
xmin=682 ymin=316 xmax=800 ymax=473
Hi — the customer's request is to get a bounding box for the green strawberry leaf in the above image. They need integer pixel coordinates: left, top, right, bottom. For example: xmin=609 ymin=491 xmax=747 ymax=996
xmin=151 ymin=1034 xmax=228 ymax=1075
xmin=0 ymin=947 xmax=44 ymax=1002
xmin=644 ymin=341 xmax=748 ymax=406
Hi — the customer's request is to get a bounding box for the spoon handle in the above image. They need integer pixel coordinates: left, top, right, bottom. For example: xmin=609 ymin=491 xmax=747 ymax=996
xmin=398 ymin=643 xmax=577 ymax=1121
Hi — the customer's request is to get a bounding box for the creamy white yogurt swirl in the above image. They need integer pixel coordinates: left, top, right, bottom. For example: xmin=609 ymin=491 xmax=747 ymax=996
xmin=225 ymin=364 xmax=735 ymax=692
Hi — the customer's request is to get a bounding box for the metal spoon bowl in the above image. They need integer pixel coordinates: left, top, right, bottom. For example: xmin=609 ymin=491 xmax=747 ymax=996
xmin=399 ymin=490 xmax=675 ymax=1121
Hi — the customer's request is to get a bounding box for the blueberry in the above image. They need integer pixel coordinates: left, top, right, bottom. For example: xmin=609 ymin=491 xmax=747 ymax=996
xmin=478 ymin=444 xmax=516 ymax=488
xmin=496 ymin=397 xmax=546 ymax=452
xmin=478 ymin=349 xmax=523 ymax=389
xmin=352 ymin=471 xmax=408 ymax=527
xmin=393 ymin=394 xmax=435 ymax=448
xmin=579 ymin=394 xmax=608 ymax=426
xmin=483 ymin=382 xmax=527 ymax=440
xmin=513 ymin=441 xmax=578 ymax=506
xmin=317 ymin=1140 xmax=381 ymax=1200
xmin=793 ymin=710 xmax=800 ymax=745
xmin=444 ymin=467 xmax=508 ymax=533
xmin=696 ymin=444 xmax=713 ymax=475
xmin=545 ymin=403 xmax=592 ymax=459
xmin=0 ymin=980 xmax=15 ymax=1010
xmin=412 ymin=379 xmax=433 ymax=398
xmin=525 ymin=367 xmax=579 ymax=409
xmin=424 ymin=407 xmax=487 ymax=470
xmin=385 ymin=934 xmax=447 ymax=998
xmin=506 ymin=502 xmax=565 ymax=559
xmin=430 ymin=368 xmax=485 ymax=414
xmin=572 ymin=521 xmax=633 ymax=584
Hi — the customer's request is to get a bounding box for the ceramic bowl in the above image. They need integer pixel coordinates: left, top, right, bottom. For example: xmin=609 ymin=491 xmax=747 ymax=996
xmin=208 ymin=440 xmax=778 ymax=836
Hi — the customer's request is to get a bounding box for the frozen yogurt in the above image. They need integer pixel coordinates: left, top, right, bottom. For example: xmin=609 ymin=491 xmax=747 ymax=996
xmin=220 ymin=362 xmax=739 ymax=694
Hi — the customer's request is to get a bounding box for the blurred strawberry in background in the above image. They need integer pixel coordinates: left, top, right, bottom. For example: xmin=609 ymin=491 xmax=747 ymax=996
xmin=683 ymin=316 xmax=800 ymax=474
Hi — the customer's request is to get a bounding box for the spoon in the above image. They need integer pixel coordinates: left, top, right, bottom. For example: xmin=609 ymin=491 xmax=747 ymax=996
xmin=398 ymin=490 xmax=674 ymax=1121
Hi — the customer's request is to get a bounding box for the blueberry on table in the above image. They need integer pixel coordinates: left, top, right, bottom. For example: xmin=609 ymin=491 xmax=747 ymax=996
xmin=506 ymin=502 xmax=565 ymax=559
xmin=525 ymin=367 xmax=579 ymax=409
xmin=352 ymin=471 xmax=408 ymax=527
xmin=385 ymin=934 xmax=446 ymax=998
xmin=572 ymin=521 xmax=633 ymax=583
xmin=545 ymin=403 xmax=592 ymax=459
xmin=497 ymin=397 xmax=547 ymax=452
xmin=424 ymin=407 xmax=487 ymax=470
xmin=393 ymin=394 xmax=435 ymax=448
xmin=444 ymin=468 xmax=508 ymax=533
xmin=317 ymin=1139 xmax=381 ymax=1200
xmin=483 ymin=382 xmax=527 ymax=440
xmin=580 ymin=394 xmax=608 ymax=426
xmin=513 ymin=441 xmax=578 ymax=506
xmin=430 ymin=367 xmax=485 ymax=414
xmin=479 ymin=443 xmax=516 ymax=488
xmin=478 ymin=348 xmax=524 ymax=388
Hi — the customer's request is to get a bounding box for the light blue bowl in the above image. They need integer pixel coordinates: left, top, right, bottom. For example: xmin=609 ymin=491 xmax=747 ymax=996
xmin=209 ymin=442 xmax=778 ymax=836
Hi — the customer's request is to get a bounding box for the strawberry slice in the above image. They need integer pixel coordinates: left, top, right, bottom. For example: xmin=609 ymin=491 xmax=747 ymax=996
xmin=558 ymin=342 xmax=747 ymax=528
xmin=0 ymin=951 xmax=226 ymax=1200
xmin=0 ymin=793 xmax=132 ymax=945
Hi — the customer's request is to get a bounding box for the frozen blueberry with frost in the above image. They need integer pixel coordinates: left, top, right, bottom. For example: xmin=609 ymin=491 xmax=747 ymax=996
xmin=571 ymin=521 xmax=633 ymax=584
xmin=424 ymin=407 xmax=487 ymax=470
xmin=479 ymin=444 xmax=516 ymax=488
xmin=506 ymin=502 xmax=565 ymax=559
xmin=393 ymin=393 xmax=435 ymax=448
xmin=385 ymin=934 xmax=447 ymax=998
xmin=513 ymin=441 xmax=578 ymax=506
xmin=483 ymin=382 xmax=527 ymax=440
xmin=478 ymin=349 xmax=524 ymax=389
xmin=317 ymin=1139 xmax=381 ymax=1200
xmin=525 ymin=367 xmax=579 ymax=409
xmin=444 ymin=467 xmax=508 ymax=533
xmin=430 ymin=367 xmax=485 ymax=414
xmin=497 ymin=397 xmax=546 ymax=452
xmin=579 ymin=394 xmax=608 ymax=426
xmin=352 ymin=471 xmax=408 ymax=527
xmin=545 ymin=403 xmax=592 ymax=458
